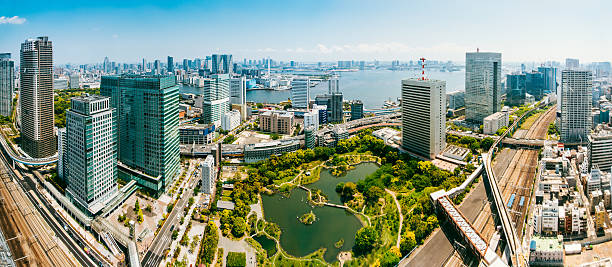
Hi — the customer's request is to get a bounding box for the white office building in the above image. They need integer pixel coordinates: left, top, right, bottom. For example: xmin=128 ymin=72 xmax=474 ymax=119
xmin=65 ymin=94 xmax=117 ymax=215
xmin=465 ymin=51 xmax=502 ymax=124
xmin=291 ymin=78 xmax=310 ymax=109
xmin=197 ymin=74 xmax=230 ymax=126
xmin=483 ymin=107 xmax=510 ymax=135
xmin=560 ymin=70 xmax=592 ymax=143
xmin=401 ymin=78 xmax=446 ymax=159
xmin=588 ymin=125 xmax=612 ymax=172
xmin=201 ymin=155 xmax=216 ymax=195
xmin=221 ymin=110 xmax=241 ymax=131
xmin=304 ymin=109 xmax=319 ymax=130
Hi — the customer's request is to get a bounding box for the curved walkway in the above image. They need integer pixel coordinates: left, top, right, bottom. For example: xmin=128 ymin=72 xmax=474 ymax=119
xmin=386 ymin=188 xmax=403 ymax=248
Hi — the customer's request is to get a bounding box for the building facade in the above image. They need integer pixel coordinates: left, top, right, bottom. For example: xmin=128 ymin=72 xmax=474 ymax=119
xmin=179 ymin=124 xmax=215 ymax=145
xmin=198 ymin=74 xmax=230 ymax=125
xmin=401 ymin=79 xmax=446 ymax=159
xmin=229 ymin=76 xmax=246 ymax=107
xmin=589 ymin=126 xmax=612 ymax=172
xmin=291 ymin=78 xmax=310 ymax=109
xmin=57 ymin=127 xmax=66 ymax=180
xmin=304 ymin=109 xmax=319 ymax=131
xmin=351 ymin=100 xmax=363 ymax=121
xmin=259 ymin=110 xmax=294 ymax=135
xmin=0 ymin=53 xmax=14 ymax=117
xmin=244 ymin=139 xmax=301 ymax=163
xmin=507 ymin=73 xmax=526 ymax=106
xmin=101 ymin=75 xmax=180 ymax=195
xmin=65 ymin=94 xmax=117 ymax=215
xmin=465 ymin=51 xmax=502 ymax=124
xmin=221 ymin=110 xmax=241 ymax=131
xmin=201 ymin=155 xmax=216 ymax=195
xmin=560 ymin=70 xmax=592 ymax=143
xmin=20 ymin=37 xmax=57 ymax=158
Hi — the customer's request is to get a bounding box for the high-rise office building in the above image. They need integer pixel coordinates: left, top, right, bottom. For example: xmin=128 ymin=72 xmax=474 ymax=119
xmin=229 ymin=76 xmax=246 ymax=106
xmin=57 ymin=127 xmax=66 ymax=181
xmin=507 ymin=74 xmax=526 ymax=106
xmin=291 ymin=78 xmax=310 ymax=109
xmin=197 ymin=74 xmax=230 ymax=125
xmin=103 ymin=56 xmax=110 ymax=73
xmin=101 ymin=75 xmax=180 ymax=195
xmin=221 ymin=54 xmax=233 ymax=74
xmin=328 ymin=76 xmax=339 ymax=93
xmin=588 ymin=126 xmax=612 ymax=172
xmin=538 ymin=66 xmax=558 ymax=95
xmin=525 ymin=71 xmax=545 ymax=100
xmin=401 ymin=79 xmax=446 ymax=159
xmin=330 ymin=92 xmax=343 ymax=123
xmin=211 ymin=54 xmax=220 ymax=73
xmin=69 ymin=73 xmax=80 ymax=89
xmin=20 ymin=37 xmax=57 ymax=158
xmin=566 ymin=58 xmax=580 ymax=69
xmin=465 ymin=51 xmax=502 ymax=124
xmin=0 ymin=53 xmax=14 ymax=117
xmin=350 ymin=100 xmax=363 ymax=121
xmin=167 ymin=56 xmax=174 ymax=73
xmin=560 ymin=70 xmax=592 ymax=143
xmin=154 ymin=60 xmax=161 ymax=75
xmin=65 ymin=94 xmax=117 ymax=215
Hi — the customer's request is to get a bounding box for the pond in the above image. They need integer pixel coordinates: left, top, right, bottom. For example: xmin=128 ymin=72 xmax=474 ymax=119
xmin=260 ymin=163 xmax=378 ymax=262
xmin=306 ymin=162 xmax=379 ymax=205
xmin=253 ymin=234 xmax=277 ymax=258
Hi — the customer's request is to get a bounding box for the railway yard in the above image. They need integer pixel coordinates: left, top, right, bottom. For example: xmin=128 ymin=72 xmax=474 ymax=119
xmin=445 ymin=105 xmax=557 ymax=266
xmin=0 ymin=158 xmax=75 ymax=266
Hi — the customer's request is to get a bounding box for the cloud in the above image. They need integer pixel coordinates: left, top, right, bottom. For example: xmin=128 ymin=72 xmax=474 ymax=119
xmin=0 ymin=16 xmax=26 ymax=25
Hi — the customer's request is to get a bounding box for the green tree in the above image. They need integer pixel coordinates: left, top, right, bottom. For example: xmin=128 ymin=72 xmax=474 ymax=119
xmin=231 ymin=217 xmax=247 ymax=237
xmin=172 ymin=229 xmax=179 ymax=240
xmin=353 ymin=226 xmax=379 ymax=255
xmin=480 ymin=137 xmax=495 ymax=151
xmin=400 ymin=231 xmax=417 ymax=256
xmin=341 ymin=182 xmax=357 ymax=201
xmin=364 ymin=186 xmax=384 ymax=203
xmin=134 ymin=199 xmax=140 ymax=212
xmin=380 ymin=250 xmax=400 ymax=267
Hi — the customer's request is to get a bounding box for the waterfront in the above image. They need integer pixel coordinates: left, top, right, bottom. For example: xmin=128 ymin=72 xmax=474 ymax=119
xmin=181 ymin=69 xmax=464 ymax=109
xmin=260 ymin=163 xmax=378 ymax=262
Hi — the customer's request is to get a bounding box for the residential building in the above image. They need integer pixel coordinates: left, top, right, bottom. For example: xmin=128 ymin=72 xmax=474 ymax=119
xmin=291 ymin=78 xmax=310 ymax=109
xmin=101 ymin=75 xmax=180 ymax=195
xmin=221 ymin=110 xmax=241 ymax=131
xmin=197 ymin=74 xmax=230 ymax=125
xmin=401 ymin=78 xmax=446 ymax=159
xmin=313 ymin=104 xmax=328 ymax=125
xmin=351 ymin=100 xmax=364 ymax=121
xmin=57 ymin=127 xmax=66 ymax=181
xmin=20 ymin=37 xmax=57 ymax=158
xmin=259 ymin=110 xmax=294 ymax=135
xmin=201 ymin=155 xmax=216 ymax=195
xmin=179 ymin=124 xmax=215 ymax=145
xmin=65 ymin=94 xmax=117 ymax=215
xmin=465 ymin=51 xmax=502 ymax=124
xmin=244 ymin=139 xmax=301 ymax=163
xmin=588 ymin=125 xmax=612 ymax=172
xmin=0 ymin=53 xmax=14 ymax=117
xmin=507 ymin=73 xmax=526 ymax=106
xmin=560 ymin=70 xmax=592 ymax=143
xmin=483 ymin=108 xmax=510 ymax=135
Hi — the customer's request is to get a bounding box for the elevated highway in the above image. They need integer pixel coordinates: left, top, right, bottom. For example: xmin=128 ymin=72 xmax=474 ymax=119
xmin=0 ymin=134 xmax=57 ymax=165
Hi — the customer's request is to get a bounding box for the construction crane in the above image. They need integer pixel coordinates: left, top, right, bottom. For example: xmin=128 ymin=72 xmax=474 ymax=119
xmin=420 ymin=57 xmax=426 ymax=80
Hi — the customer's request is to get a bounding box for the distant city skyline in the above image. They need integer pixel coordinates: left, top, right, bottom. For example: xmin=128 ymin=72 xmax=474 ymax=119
xmin=2 ymin=0 xmax=612 ymax=64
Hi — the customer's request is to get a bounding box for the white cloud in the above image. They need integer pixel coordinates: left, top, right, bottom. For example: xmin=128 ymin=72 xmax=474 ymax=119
xmin=0 ymin=16 xmax=26 ymax=25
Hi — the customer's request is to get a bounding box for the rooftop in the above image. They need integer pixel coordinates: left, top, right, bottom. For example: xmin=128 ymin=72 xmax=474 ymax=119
xmin=531 ymin=236 xmax=563 ymax=252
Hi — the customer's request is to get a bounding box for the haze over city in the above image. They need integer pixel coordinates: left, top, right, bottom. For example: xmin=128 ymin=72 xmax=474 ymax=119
xmin=2 ymin=0 xmax=612 ymax=63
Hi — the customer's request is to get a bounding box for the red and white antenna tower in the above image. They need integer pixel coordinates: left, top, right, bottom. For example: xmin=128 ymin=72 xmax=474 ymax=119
xmin=420 ymin=57 xmax=426 ymax=80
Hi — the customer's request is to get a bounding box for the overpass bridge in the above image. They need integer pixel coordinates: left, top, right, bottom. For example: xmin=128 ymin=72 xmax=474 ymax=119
xmin=0 ymin=134 xmax=57 ymax=165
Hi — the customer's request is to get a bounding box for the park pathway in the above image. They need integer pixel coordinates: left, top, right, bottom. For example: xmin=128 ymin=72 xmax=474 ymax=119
xmin=385 ymin=189 xmax=403 ymax=247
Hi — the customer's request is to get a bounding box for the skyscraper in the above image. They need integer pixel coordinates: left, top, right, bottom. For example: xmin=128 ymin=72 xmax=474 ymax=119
xmin=329 ymin=92 xmax=343 ymax=123
xmin=229 ymin=76 xmax=246 ymax=106
xmin=221 ymin=54 xmax=233 ymax=74
xmin=537 ymin=66 xmax=558 ymax=95
xmin=506 ymin=74 xmax=526 ymax=106
xmin=154 ymin=59 xmax=161 ymax=75
xmin=103 ymin=56 xmax=110 ymax=73
xmin=328 ymin=76 xmax=339 ymax=93
xmin=525 ymin=71 xmax=545 ymax=100
xmin=291 ymin=78 xmax=310 ymax=109
xmin=211 ymin=54 xmax=220 ymax=73
xmin=401 ymin=79 xmax=446 ymax=159
xmin=200 ymin=155 xmax=216 ymax=195
xmin=465 ymin=51 xmax=502 ymax=124
xmin=101 ymin=75 xmax=180 ymax=195
xmin=197 ymin=74 xmax=230 ymax=125
xmin=167 ymin=56 xmax=174 ymax=73
xmin=0 ymin=53 xmax=14 ymax=117
xmin=350 ymin=100 xmax=363 ymax=121
xmin=560 ymin=70 xmax=592 ymax=143
xmin=65 ymin=94 xmax=117 ymax=215
xmin=20 ymin=37 xmax=56 ymax=158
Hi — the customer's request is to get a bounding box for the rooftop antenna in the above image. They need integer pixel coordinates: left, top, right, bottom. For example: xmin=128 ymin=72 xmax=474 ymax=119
xmin=420 ymin=57 xmax=426 ymax=80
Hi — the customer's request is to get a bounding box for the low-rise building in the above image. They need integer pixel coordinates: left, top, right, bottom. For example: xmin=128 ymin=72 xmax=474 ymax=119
xmin=483 ymin=108 xmax=510 ymax=135
xmin=259 ymin=110 xmax=294 ymax=135
xmin=244 ymin=139 xmax=301 ymax=163
xmin=179 ymin=124 xmax=215 ymax=145
xmin=528 ymin=236 xmax=564 ymax=266
xmin=221 ymin=110 xmax=241 ymax=131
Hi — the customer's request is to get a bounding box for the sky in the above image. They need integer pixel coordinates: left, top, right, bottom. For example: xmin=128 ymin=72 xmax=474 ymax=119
xmin=1 ymin=0 xmax=612 ymax=65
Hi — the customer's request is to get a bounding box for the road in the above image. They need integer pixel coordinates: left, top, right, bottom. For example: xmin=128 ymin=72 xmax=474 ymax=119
xmin=141 ymin=163 xmax=198 ymax=267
